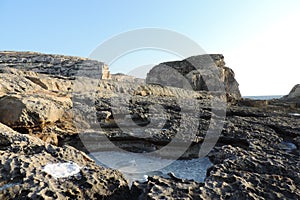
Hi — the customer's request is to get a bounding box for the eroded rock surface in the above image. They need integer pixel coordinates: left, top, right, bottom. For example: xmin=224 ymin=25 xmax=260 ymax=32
xmin=146 ymin=54 xmax=241 ymax=100
xmin=286 ymin=84 xmax=300 ymax=99
xmin=0 ymin=51 xmax=105 ymax=79
xmin=0 ymin=51 xmax=299 ymax=199
xmin=132 ymin=104 xmax=300 ymax=199
xmin=0 ymin=123 xmax=129 ymax=200
xmin=280 ymin=84 xmax=300 ymax=109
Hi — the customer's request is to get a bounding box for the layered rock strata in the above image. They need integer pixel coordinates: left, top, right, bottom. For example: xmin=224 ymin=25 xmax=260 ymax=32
xmin=0 ymin=51 xmax=299 ymax=199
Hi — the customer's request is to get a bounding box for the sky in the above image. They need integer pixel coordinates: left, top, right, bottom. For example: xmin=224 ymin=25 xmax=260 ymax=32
xmin=0 ymin=0 xmax=299 ymax=96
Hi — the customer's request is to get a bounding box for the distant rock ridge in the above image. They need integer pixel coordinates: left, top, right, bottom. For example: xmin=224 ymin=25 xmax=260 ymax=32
xmin=110 ymin=73 xmax=145 ymax=84
xmin=0 ymin=51 xmax=111 ymax=79
xmin=146 ymin=54 xmax=241 ymax=100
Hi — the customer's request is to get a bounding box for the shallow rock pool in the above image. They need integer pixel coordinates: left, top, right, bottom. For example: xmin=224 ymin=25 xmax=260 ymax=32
xmin=89 ymin=151 xmax=212 ymax=185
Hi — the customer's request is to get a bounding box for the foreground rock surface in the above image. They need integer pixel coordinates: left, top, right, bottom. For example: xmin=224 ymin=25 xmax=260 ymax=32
xmin=0 ymin=51 xmax=299 ymax=199
xmin=0 ymin=123 xmax=129 ymax=199
xmin=132 ymin=104 xmax=300 ymax=199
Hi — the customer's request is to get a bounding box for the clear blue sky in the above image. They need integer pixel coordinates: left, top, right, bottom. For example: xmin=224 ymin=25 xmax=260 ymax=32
xmin=1 ymin=0 xmax=299 ymax=95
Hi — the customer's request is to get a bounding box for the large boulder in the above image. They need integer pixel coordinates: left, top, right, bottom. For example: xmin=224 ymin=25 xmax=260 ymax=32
xmin=146 ymin=54 xmax=241 ymax=100
xmin=0 ymin=123 xmax=129 ymax=199
xmin=0 ymin=67 xmax=76 ymax=145
xmin=0 ymin=93 xmax=72 ymax=144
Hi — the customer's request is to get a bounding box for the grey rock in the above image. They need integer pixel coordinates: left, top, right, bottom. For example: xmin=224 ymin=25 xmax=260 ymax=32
xmin=0 ymin=123 xmax=129 ymax=199
xmin=286 ymin=84 xmax=300 ymax=99
xmin=1 ymin=51 xmax=300 ymax=199
xmin=0 ymin=51 xmax=107 ymax=79
xmin=146 ymin=54 xmax=241 ymax=100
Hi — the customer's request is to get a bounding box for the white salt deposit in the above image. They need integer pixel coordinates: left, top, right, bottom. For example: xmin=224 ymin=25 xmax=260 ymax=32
xmin=43 ymin=162 xmax=81 ymax=179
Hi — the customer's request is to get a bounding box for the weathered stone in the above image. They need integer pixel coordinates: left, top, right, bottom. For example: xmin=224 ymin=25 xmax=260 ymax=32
xmin=101 ymin=64 xmax=111 ymax=79
xmin=111 ymin=73 xmax=144 ymax=84
xmin=286 ymin=84 xmax=300 ymax=99
xmin=146 ymin=54 xmax=241 ymax=100
xmin=1 ymin=51 xmax=299 ymax=199
xmin=0 ymin=123 xmax=129 ymax=199
xmin=273 ymin=84 xmax=300 ymax=109
xmin=0 ymin=93 xmax=72 ymax=145
xmin=0 ymin=51 xmax=110 ymax=79
xmin=132 ymin=105 xmax=300 ymax=199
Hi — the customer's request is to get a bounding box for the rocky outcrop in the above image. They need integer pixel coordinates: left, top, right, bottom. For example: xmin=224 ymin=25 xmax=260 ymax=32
xmin=0 ymin=67 xmax=76 ymax=145
xmin=0 ymin=51 xmax=108 ymax=79
xmin=281 ymin=84 xmax=300 ymax=107
xmin=286 ymin=84 xmax=300 ymax=99
xmin=132 ymin=105 xmax=300 ymax=199
xmin=101 ymin=64 xmax=111 ymax=79
xmin=0 ymin=93 xmax=72 ymax=145
xmin=0 ymin=123 xmax=129 ymax=199
xmin=0 ymin=51 xmax=299 ymax=199
xmin=274 ymin=84 xmax=300 ymax=109
xmin=0 ymin=64 xmax=212 ymax=146
xmin=146 ymin=54 xmax=241 ymax=100
xmin=111 ymin=73 xmax=144 ymax=84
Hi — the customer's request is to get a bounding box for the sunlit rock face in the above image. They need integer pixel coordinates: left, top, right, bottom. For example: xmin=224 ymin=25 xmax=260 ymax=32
xmin=101 ymin=64 xmax=112 ymax=80
xmin=146 ymin=54 xmax=241 ymax=100
xmin=0 ymin=51 xmax=111 ymax=79
xmin=0 ymin=51 xmax=299 ymax=199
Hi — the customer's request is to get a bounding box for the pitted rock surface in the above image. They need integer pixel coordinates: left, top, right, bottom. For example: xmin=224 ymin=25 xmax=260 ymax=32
xmin=0 ymin=123 xmax=129 ymax=200
xmin=0 ymin=51 xmax=299 ymax=199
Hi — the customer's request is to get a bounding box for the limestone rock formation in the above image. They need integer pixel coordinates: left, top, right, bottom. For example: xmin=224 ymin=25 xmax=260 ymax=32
xmin=0 ymin=51 xmax=299 ymax=199
xmin=132 ymin=104 xmax=300 ymax=199
xmin=111 ymin=73 xmax=144 ymax=84
xmin=101 ymin=64 xmax=111 ymax=79
xmin=0 ymin=123 xmax=129 ymax=199
xmin=0 ymin=67 xmax=75 ymax=145
xmin=0 ymin=51 xmax=110 ymax=79
xmin=146 ymin=54 xmax=241 ymax=100
xmin=278 ymin=84 xmax=300 ymax=109
xmin=286 ymin=84 xmax=300 ymax=99
xmin=0 ymin=93 xmax=72 ymax=145
xmin=0 ymin=60 xmax=213 ymax=149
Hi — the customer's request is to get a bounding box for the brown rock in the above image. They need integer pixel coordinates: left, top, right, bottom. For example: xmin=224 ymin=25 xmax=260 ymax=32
xmin=0 ymin=93 xmax=72 ymax=134
xmin=101 ymin=64 xmax=111 ymax=79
